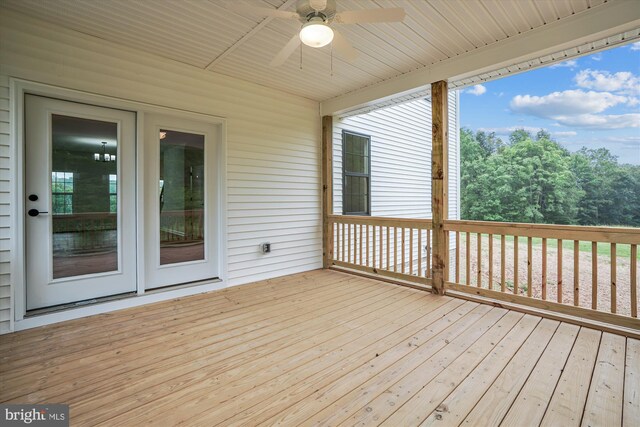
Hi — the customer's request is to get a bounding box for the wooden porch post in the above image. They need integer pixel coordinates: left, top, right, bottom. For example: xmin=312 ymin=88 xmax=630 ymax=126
xmin=322 ymin=115 xmax=334 ymax=268
xmin=431 ymin=80 xmax=448 ymax=294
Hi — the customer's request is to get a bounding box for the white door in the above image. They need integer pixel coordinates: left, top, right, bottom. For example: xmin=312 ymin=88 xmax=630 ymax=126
xmin=144 ymin=114 xmax=219 ymax=289
xmin=25 ymin=95 xmax=137 ymax=310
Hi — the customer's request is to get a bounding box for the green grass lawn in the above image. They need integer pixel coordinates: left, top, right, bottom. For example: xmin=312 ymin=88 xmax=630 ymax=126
xmin=473 ymin=234 xmax=639 ymax=259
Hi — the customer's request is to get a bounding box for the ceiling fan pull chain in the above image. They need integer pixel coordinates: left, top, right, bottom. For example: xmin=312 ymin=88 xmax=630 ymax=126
xmin=300 ymin=43 xmax=303 ymax=70
xmin=330 ymin=43 xmax=334 ymax=77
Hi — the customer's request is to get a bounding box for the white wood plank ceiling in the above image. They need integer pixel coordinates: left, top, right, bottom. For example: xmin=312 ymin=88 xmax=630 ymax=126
xmin=0 ymin=0 xmax=632 ymax=105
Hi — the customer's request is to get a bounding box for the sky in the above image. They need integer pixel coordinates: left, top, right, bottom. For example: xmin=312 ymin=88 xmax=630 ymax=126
xmin=459 ymin=41 xmax=640 ymax=165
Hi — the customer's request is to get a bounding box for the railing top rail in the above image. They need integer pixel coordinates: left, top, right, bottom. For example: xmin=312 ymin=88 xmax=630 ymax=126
xmin=445 ymin=219 xmax=640 ymax=244
xmin=328 ymin=215 xmax=433 ymax=229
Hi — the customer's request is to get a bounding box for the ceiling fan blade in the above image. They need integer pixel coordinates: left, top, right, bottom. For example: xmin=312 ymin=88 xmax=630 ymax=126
xmin=309 ymin=0 xmax=327 ymax=11
xmin=225 ymin=2 xmax=299 ymax=20
xmin=334 ymin=8 xmax=405 ymax=24
xmin=332 ymin=29 xmax=357 ymax=62
xmin=270 ymin=34 xmax=302 ymax=67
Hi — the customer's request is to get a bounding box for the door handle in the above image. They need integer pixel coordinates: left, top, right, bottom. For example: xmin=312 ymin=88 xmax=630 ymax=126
xmin=28 ymin=209 xmax=48 ymax=217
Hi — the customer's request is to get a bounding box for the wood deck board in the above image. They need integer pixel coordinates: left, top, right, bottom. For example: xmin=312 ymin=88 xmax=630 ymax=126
xmin=540 ymin=327 xmax=602 ymax=427
xmin=582 ymin=332 xmax=626 ymax=427
xmin=2 ymin=275 xmax=387 ymax=399
xmin=0 ymin=270 xmax=635 ymax=427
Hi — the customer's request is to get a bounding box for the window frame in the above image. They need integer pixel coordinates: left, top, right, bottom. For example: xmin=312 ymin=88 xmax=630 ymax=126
xmin=51 ymin=171 xmax=74 ymax=215
xmin=341 ymin=130 xmax=372 ymax=216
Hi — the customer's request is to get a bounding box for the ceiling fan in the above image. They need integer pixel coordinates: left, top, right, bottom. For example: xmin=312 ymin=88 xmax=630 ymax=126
xmin=228 ymin=0 xmax=406 ymax=67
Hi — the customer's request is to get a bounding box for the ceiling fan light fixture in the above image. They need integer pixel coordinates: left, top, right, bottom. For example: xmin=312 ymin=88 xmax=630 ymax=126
xmin=299 ymin=17 xmax=334 ymax=48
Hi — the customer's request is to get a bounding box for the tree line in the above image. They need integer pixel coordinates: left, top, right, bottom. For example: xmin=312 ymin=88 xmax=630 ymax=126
xmin=460 ymin=128 xmax=640 ymax=227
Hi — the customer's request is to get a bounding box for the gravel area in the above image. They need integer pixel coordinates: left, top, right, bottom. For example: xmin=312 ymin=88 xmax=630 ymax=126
xmin=453 ymin=234 xmax=638 ymax=317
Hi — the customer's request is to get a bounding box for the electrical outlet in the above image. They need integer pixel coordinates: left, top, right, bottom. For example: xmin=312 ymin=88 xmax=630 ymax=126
xmin=261 ymin=242 xmax=271 ymax=253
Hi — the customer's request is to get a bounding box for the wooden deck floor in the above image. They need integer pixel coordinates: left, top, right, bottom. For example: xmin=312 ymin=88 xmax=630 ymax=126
xmin=1 ymin=270 xmax=638 ymax=426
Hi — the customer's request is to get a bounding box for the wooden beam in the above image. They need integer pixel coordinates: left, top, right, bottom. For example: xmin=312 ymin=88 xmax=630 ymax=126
xmin=431 ymin=80 xmax=448 ymax=295
xmin=322 ymin=115 xmax=333 ymax=268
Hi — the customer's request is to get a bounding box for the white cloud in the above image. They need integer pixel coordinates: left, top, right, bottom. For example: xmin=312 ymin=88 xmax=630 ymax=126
xmin=575 ymin=69 xmax=640 ymax=96
xmin=550 ymin=59 xmax=578 ymax=69
xmin=466 ymin=84 xmax=487 ymax=96
xmin=631 ymin=41 xmax=640 ymax=51
xmin=553 ymin=131 xmax=578 ymax=137
xmin=510 ymin=90 xmax=628 ymax=117
xmin=552 ymin=113 xmax=640 ymax=129
xmin=605 ymin=135 xmax=640 ymax=144
xmin=591 ymin=54 xmax=602 ymax=61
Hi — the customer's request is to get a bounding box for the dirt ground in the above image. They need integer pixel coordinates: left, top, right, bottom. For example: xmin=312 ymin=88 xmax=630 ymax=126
xmin=453 ymin=234 xmax=637 ymax=317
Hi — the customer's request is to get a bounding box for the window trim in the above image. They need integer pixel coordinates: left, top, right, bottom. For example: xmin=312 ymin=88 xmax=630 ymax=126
xmin=341 ymin=130 xmax=371 ymax=216
xmin=51 ymin=171 xmax=74 ymax=215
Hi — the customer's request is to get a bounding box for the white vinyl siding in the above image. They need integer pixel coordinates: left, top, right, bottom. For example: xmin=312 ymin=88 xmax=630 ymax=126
xmin=0 ymin=75 xmax=10 ymax=333
xmin=332 ymin=94 xmax=460 ymax=272
xmin=333 ymin=94 xmax=460 ymax=221
xmin=0 ymin=10 xmax=322 ymax=333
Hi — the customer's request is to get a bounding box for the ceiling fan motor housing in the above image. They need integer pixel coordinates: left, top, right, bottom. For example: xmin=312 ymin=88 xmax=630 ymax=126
xmin=296 ymin=0 xmax=336 ymax=23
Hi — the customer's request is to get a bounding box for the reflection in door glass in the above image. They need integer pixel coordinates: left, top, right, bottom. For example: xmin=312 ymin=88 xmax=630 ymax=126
xmin=51 ymin=114 xmax=119 ymax=279
xmin=159 ymin=129 xmax=205 ymax=265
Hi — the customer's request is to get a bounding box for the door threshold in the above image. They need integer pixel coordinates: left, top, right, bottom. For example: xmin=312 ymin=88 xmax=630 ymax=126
xmin=26 ymin=292 xmax=137 ymax=317
xmin=145 ymin=277 xmax=221 ymax=294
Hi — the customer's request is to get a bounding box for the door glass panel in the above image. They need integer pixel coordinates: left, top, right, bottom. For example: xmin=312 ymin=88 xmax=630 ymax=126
xmin=159 ymin=129 xmax=205 ymax=265
xmin=51 ymin=114 xmax=119 ymax=279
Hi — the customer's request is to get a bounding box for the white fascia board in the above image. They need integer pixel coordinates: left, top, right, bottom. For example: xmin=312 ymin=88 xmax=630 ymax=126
xmin=321 ymin=0 xmax=640 ymax=116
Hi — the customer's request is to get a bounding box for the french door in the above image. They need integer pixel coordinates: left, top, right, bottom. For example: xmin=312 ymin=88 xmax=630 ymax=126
xmin=143 ymin=114 xmax=219 ymax=289
xmin=25 ymin=95 xmax=137 ymax=310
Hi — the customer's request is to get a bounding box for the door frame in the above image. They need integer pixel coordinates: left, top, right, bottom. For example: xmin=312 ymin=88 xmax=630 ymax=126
xmin=10 ymin=78 xmax=228 ymax=328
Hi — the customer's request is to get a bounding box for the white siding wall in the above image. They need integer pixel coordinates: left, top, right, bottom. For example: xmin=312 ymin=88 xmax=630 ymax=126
xmin=331 ymin=94 xmax=460 ymax=272
xmin=333 ymin=94 xmax=460 ymax=220
xmin=0 ymin=75 xmax=10 ymax=333
xmin=0 ymin=11 xmax=322 ymax=333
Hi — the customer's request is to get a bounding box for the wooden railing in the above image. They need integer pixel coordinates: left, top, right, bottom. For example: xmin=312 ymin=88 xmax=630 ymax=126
xmin=328 ymin=215 xmax=433 ymax=288
xmin=328 ymin=215 xmax=639 ymax=330
xmin=445 ymin=220 xmax=639 ymax=329
xmin=160 ymin=209 xmax=204 ymax=243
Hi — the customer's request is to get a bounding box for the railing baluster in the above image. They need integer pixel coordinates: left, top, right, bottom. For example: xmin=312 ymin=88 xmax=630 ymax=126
xmin=379 ymin=225 xmax=383 ymax=270
xmin=592 ymin=242 xmax=598 ymax=310
xmin=426 ymin=230 xmax=431 ymax=278
xmin=527 ymin=237 xmax=532 ymax=298
xmin=393 ymin=227 xmax=398 ymax=273
xmin=365 ymin=224 xmax=369 ymax=267
xmin=418 ymin=229 xmax=422 ymax=277
xmin=347 ymin=223 xmax=351 ymax=264
xmin=386 ymin=226 xmax=390 ymax=271
xmin=611 ymin=243 xmax=617 ymax=314
xmin=466 ymin=232 xmax=471 ymax=286
xmin=631 ymin=244 xmax=637 ymax=318
xmin=445 ymin=230 xmax=450 ymax=282
xmin=477 ymin=233 xmax=482 ymax=288
xmin=333 ymin=222 xmax=340 ymax=261
xmin=574 ymin=240 xmax=580 ymax=307
xmin=409 ymin=228 xmax=414 ymax=275
xmin=542 ymin=238 xmax=547 ymax=300
xmin=359 ymin=224 xmax=363 ymax=266
xmin=513 ymin=236 xmax=519 ymax=295
xmin=455 ymin=231 xmax=460 ymax=284
xmin=501 ymin=235 xmax=506 ymax=293
xmin=488 ymin=234 xmax=493 ymax=290
xmin=372 ymin=225 xmax=376 ymax=270
xmin=557 ymin=239 xmax=563 ymax=304
xmin=401 ymin=227 xmax=406 ymax=274
xmin=340 ymin=222 xmax=346 ymax=262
